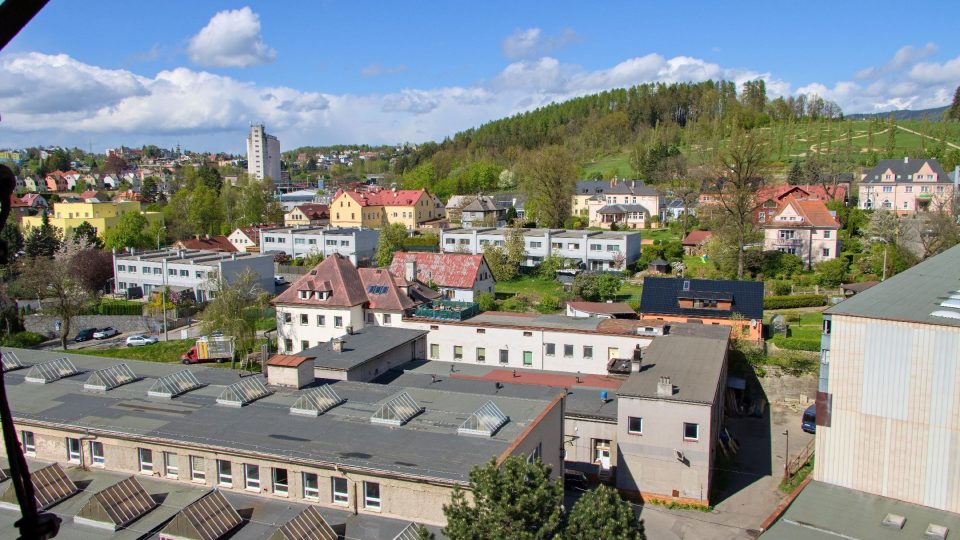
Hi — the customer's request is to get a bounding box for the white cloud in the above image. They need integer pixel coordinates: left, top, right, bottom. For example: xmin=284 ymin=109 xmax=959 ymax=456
xmin=187 ymin=7 xmax=276 ymax=68
xmin=0 ymin=46 xmax=957 ymax=151
xmin=855 ymin=43 xmax=937 ymax=80
xmin=502 ymin=27 xmax=579 ymax=59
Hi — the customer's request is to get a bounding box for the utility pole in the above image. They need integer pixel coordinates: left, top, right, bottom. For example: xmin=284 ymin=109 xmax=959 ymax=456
xmin=783 ymin=429 xmax=790 ymax=483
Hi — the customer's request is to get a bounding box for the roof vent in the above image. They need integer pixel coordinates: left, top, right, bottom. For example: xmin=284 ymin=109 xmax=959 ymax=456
xmin=881 ymin=513 xmax=906 ymax=530
xmin=84 ymin=363 xmax=138 ymax=392
xmin=925 ymin=524 xmax=949 ymax=540
xmin=657 ymin=376 xmax=673 ymax=397
xmin=24 ymin=357 xmax=80 ymax=384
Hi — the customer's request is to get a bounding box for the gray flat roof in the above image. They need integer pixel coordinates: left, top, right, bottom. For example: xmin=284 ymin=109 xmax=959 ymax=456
xmin=826 ymin=243 xmax=960 ymax=327
xmin=617 ymin=331 xmax=729 ymax=404
xmin=463 ymin=312 xmax=606 ymax=332
xmin=384 ymin=360 xmax=617 ymax=421
xmin=761 ymin=480 xmax=960 ymax=540
xmin=263 ymin=226 xmax=371 ymax=236
xmin=0 ymin=458 xmax=443 ymax=540
xmin=116 ymin=249 xmax=270 ymax=267
xmin=3 ymin=349 xmax=556 ymax=484
xmin=300 ymin=327 xmax=428 ymax=371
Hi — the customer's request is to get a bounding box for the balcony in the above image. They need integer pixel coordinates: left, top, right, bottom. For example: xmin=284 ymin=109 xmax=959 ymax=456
xmin=774 ymin=238 xmax=803 ymax=247
xmin=414 ymin=300 xmax=480 ymax=321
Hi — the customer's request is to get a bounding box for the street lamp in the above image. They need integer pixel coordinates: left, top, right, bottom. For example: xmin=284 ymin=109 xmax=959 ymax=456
xmin=783 ymin=429 xmax=790 ymax=483
xmin=156 ymin=225 xmax=167 ymax=251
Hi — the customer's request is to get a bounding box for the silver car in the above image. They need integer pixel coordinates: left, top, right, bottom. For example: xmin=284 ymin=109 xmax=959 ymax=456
xmin=125 ymin=334 xmax=158 ymax=347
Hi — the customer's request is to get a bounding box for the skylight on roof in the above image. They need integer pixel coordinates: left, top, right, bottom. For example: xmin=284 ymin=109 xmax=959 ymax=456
xmin=272 ymin=506 xmax=337 ymax=540
xmin=394 ymin=523 xmax=429 ymax=540
xmin=939 ymin=299 xmax=960 ymax=309
xmin=29 ymin=463 xmax=78 ymax=510
xmin=371 ymin=392 xmax=424 ymax=426
xmin=458 ymin=401 xmax=509 ymax=437
xmin=24 ymin=357 xmax=80 ymax=384
xmin=148 ymin=369 xmax=204 ymax=398
xmin=216 ymin=376 xmax=273 ymax=407
xmin=1 ymin=350 xmax=25 ymax=372
xmin=367 ymin=284 xmax=388 ymax=295
xmin=290 ymin=385 xmax=344 ymax=416
xmin=160 ymin=489 xmax=242 ymax=540
xmin=931 ymin=310 xmax=960 ymax=320
xmin=682 ymin=280 xmax=690 ymax=291
xmin=74 ymin=476 xmax=157 ymax=531
xmin=84 ymin=363 xmax=137 ymax=392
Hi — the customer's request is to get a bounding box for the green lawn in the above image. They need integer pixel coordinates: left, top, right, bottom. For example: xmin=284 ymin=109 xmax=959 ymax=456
xmin=495 ymin=276 xmax=565 ymax=300
xmin=642 ymin=228 xmax=680 ymax=243
xmin=66 ymin=339 xmax=196 ymax=364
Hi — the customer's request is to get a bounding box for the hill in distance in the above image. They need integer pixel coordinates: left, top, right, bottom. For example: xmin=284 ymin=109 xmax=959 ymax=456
xmin=846 ymin=105 xmax=948 ymax=121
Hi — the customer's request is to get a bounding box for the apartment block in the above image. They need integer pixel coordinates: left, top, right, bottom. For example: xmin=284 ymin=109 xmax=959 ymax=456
xmin=247 ymin=123 xmax=281 ymax=182
xmin=859 ymin=157 xmax=957 ymax=214
xmin=260 ymin=226 xmax=379 ymax=266
xmin=440 ymin=227 xmax=641 ymax=271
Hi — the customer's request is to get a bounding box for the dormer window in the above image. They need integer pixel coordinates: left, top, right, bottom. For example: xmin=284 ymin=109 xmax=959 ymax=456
xmin=298 ymin=290 xmax=311 ymax=300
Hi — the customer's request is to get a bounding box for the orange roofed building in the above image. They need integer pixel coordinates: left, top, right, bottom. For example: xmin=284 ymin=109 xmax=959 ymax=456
xmin=761 ymin=196 xmax=841 ymax=268
xmin=330 ymin=187 xmax=440 ymax=229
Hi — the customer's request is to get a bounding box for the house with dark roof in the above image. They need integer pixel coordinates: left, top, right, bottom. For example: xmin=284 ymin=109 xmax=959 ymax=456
xmin=388 ymin=252 xmax=494 ymax=302
xmin=460 ymin=195 xmax=505 ymax=228
xmin=858 ymin=157 xmax=956 ymax=214
xmin=173 ymin=234 xmax=239 ymax=253
xmin=582 ymin=179 xmax=661 ymax=229
xmin=284 ymin=203 xmax=330 ymax=226
xmin=272 ymin=254 xmax=438 ymax=354
xmin=761 ymin=196 xmax=840 ymax=268
xmin=639 ymin=277 xmax=764 ymax=342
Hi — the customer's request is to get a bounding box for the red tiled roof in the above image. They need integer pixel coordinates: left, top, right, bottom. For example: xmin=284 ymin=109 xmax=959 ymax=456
xmin=174 ymin=236 xmax=238 ymax=252
xmin=335 ymin=188 xmax=427 ymax=207
xmin=754 ymin=184 xmax=846 ymax=204
xmin=769 ymin=196 xmax=841 ymax=228
xmin=266 ymin=354 xmax=313 ymax=367
xmin=358 ymin=268 xmax=416 ymax=311
xmin=681 ymin=230 xmax=713 ymax=246
xmin=293 ymin=203 xmax=329 ymax=220
xmin=389 ymin=252 xmax=486 ymax=290
xmin=272 ymin=254 xmax=369 ymax=307
xmin=566 ymin=301 xmax=636 ymax=316
xmin=237 ymin=227 xmax=261 ymax=244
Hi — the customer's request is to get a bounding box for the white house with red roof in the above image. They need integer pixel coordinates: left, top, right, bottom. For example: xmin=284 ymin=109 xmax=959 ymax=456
xmin=388 ymin=252 xmax=495 ymax=302
xmin=272 ymin=254 xmax=439 ymax=353
xmin=752 ymin=184 xmax=847 ymax=224
xmin=228 ymin=226 xmax=262 ymax=252
xmin=761 ymin=196 xmax=841 ymax=268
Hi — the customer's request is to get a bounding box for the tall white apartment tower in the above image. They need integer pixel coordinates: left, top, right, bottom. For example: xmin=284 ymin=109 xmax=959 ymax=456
xmin=246 ymin=123 xmax=281 ymax=181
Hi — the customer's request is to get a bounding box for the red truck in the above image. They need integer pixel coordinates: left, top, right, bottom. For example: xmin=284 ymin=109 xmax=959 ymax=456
xmin=181 ymin=336 xmax=235 ymax=364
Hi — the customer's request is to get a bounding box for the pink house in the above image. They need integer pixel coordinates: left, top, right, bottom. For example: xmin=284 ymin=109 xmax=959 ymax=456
xmin=858 ymin=157 xmax=956 ymax=215
xmin=762 ymin=196 xmax=840 ymax=268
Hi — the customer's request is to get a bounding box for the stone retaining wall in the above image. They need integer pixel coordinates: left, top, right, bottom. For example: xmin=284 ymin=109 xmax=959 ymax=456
xmin=24 ymin=314 xmax=189 ymax=339
xmin=758 ymin=365 xmax=818 ymax=407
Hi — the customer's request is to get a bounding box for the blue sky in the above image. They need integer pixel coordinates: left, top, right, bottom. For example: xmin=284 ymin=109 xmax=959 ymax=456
xmin=1 ymin=0 xmax=959 ymax=153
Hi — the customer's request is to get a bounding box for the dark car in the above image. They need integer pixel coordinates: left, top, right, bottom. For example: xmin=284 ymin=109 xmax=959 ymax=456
xmin=564 ymin=469 xmax=589 ymax=491
xmin=802 ymin=404 xmax=816 ymax=434
xmin=74 ymin=328 xmax=96 ymax=342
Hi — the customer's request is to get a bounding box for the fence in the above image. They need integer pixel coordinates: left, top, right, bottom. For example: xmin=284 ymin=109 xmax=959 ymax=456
xmin=414 ymin=300 xmax=480 ymax=321
xmin=276 ymin=264 xmax=310 ymax=275
xmin=786 ymin=438 xmax=815 ymax=481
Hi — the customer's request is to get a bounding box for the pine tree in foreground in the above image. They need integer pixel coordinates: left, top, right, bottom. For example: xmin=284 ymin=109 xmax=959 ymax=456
xmin=564 ymin=484 xmax=646 ymax=540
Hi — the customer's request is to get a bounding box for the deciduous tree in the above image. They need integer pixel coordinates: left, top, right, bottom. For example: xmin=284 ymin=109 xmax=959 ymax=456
xmin=103 ymin=212 xmax=152 ymax=251
xmin=199 ymin=269 xmax=271 ymax=369
xmin=21 ymin=239 xmax=96 ymax=349
xmin=519 ymin=146 xmax=577 ymax=228
xmin=375 ymin=223 xmax=408 ymax=267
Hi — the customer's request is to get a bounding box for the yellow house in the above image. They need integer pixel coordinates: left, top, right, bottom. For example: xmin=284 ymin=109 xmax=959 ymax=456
xmin=330 ymin=188 xmax=437 ymax=229
xmin=22 ymin=200 xmax=163 ymax=238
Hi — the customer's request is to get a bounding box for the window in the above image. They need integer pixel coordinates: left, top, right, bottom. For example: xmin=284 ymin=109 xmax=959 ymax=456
xmin=823 ymin=230 xmax=831 ymax=239
xmin=523 ymin=351 xmax=533 ymax=366
xmin=303 ymin=472 xmax=319 ymax=500
xmin=364 ymin=481 xmax=381 ymax=510
xmin=906 ymin=186 xmax=913 ymax=193
xmin=283 ymin=312 xmax=292 ymax=323
xmin=545 ymin=343 xmax=555 ymax=356
xmin=779 ymin=230 xmax=795 ymax=240
xmin=273 ymin=468 xmax=288 ymax=495
xmin=300 ymin=314 xmax=308 ymax=325
xmin=66 ymin=437 xmax=81 ymax=463
xmin=882 ymin=186 xmax=893 ymax=193
xmin=430 ymin=343 xmax=439 ymax=359
xmin=326 ymin=239 xmax=337 ymax=246
xmin=317 ymin=315 xmax=325 ymax=326
xmin=180 ymin=269 xmax=189 ymax=277
xmin=90 ymin=441 xmax=105 ymax=466
xmin=477 ymin=347 xmax=486 ymax=363
xmin=530 ymin=241 xmax=542 ymax=248
xmin=383 ymin=313 xmax=391 ymax=324
xmin=190 ymin=456 xmax=206 ymax=482
xmin=21 ymin=431 xmax=35 ymax=455
xmin=168 ymin=268 xmax=176 ymax=276
xmin=332 ymin=477 xmax=348 ymax=505
xmin=340 ymin=240 xmax=349 ymax=246
xmin=164 ymin=452 xmax=178 ymax=477
xmin=142 ymin=267 xmax=150 ymax=274
xmin=283 ymin=338 xmax=293 ymax=352
xmin=606 ymin=245 xmax=620 ymax=252
xmin=117 ymin=264 xmax=126 ymax=272
xmin=139 ymin=448 xmax=153 ymax=474
xmin=822 ymin=248 xmax=830 ymax=257
xmin=527 ymin=442 xmax=543 ymax=463
xmin=334 ymin=316 xmax=343 ymax=328
xmin=563 ymin=344 xmax=573 ymax=357
xmin=454 ymin=346 xmax=463 ymax=360
xmin=628 ymin=417 xmax=643 ymax=435
xmin=301 ymin=340 xmax=309 ymax=351
xmin=153 ymin=268 xmax=162 ymax=275
xmin=499 ymin=349 xmax=509 ymax=364
xmin=523 ymin=331 xmax=532 ymax=337
xmin=366 ymin=312 xmax=374 ymax=324
xmin=217 ymin=459 xmax=232 ymax=487
xmin=244 ymin=464 xmax=260 ymax=491
xmin=683 ymin=422 xmax=700 ymax=441
xmin=583 ymin=346 xmax=593 ymax=359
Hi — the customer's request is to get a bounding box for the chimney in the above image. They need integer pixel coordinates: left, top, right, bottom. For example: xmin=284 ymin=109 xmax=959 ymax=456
xmin=331 ymin=337 xmax=343 ymax=353
xmin=657 ymin=376 xmax=673 ymax=397
xmin=404 ymin=259 xmax=417 ymax=282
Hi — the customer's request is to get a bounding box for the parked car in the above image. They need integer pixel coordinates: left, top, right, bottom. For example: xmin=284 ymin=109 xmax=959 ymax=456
xmin=126 ymin=334 xmax=158 ymax=347
xmin=93 ymin=327 xmax=119 ymax=339
xmin=802 ymin=404 xmax=816 ymax=434
xmin=274 ymin=275 xmax=286 ymax=285
xmin=563 ymin=469 xmax=589 ymax=491
xmin=74 ymin=328 xmax=96 ymax=342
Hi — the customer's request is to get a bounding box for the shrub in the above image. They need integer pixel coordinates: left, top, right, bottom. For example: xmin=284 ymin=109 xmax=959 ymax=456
xmin=763 ymin=295 xmax=827 ymax=310
xmin=535 ymin=295 xmax=560 ymax=314
xmin=766 ymin=280 xmax=792 ymax=296
xmin=98 ymin=301 xmax=144 ymax=316
xmin=476 ymin=292 xmax=496 ymax=312
xmin=771 ymin=335 xmax=821 ymax=351
xmin=500 ymin=296 xmax=529 ymax=312
xmin=2 ymin=331 xmax=47 ymax=348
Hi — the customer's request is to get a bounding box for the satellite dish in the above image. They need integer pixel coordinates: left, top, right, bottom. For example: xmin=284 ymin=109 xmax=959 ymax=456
xmin=750 ymin=319 xmax=758 ymax=327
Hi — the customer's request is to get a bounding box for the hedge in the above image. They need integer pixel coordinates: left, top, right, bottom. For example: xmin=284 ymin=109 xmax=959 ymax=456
xmin=1 ymin=331 xmax=47 ymax=348
xmin=763 ymin=294 xmax=827 ymax=310
xmin=771 ymin=335 xmax=821 ymax=352
xmin=98 ymin=302 xmax=144 ymax=316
